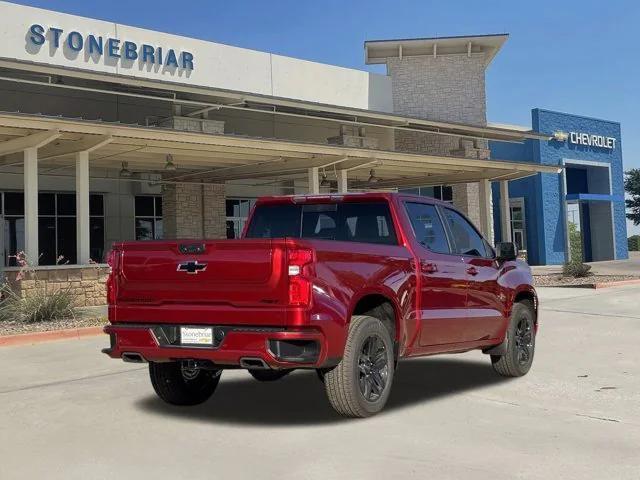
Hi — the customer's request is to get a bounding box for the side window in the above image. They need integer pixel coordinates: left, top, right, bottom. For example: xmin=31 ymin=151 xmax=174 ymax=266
xmin=404 ymin=202 xmax=450 ymax=254
xmin=441 ymin=208 xmax=490 ymax=258
xmin=339 ymin=203 xmax=397 ymax=245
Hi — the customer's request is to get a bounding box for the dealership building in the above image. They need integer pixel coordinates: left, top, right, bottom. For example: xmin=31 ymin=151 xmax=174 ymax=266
xmin=0 ymin=2 xmax=628 ymax=304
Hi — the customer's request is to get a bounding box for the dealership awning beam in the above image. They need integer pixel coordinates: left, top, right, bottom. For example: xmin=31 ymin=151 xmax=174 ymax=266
xmin=40 ymin=134 xmax=113 ymax=160
xmin=0 ymin=129 xmax=60 ymax=156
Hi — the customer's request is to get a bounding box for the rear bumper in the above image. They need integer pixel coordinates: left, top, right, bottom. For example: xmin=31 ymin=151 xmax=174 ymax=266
xmin=102 ymin=323 xmax=335 ymax=369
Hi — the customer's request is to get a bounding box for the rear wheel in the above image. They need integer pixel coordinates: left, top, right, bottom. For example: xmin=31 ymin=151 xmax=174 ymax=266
xmin=491 ymin=300 xmax=536 ymax=377
xmin=248 ymin=369 xmax=292 ymax=382
xmin=149 ymin=361 xmax=221 ymax=405
xmin=324 ymin=315 xmax=395 ymax=418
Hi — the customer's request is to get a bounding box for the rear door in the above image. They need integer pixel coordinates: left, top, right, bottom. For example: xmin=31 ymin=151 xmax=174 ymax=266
xmin=439 ymin=207 xmax=505 ymax=341
xmin=403 ymin=202 xmax=469 ymax=346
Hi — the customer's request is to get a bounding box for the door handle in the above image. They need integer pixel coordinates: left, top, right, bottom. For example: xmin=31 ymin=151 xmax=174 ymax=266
xmin=467 ymin=266 xmax=479 ymax=276
xmin=421 ymin=262 xmax=438 ymax=274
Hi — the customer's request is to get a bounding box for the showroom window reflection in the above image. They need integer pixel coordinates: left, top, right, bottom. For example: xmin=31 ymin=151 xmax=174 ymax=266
xmin=226 ymin=198 xmax=255 ymax=239
xmin=1 ymin=191 xmax=105 ymax=266
xmin=135 ymin=196 xmax=163 ymax=240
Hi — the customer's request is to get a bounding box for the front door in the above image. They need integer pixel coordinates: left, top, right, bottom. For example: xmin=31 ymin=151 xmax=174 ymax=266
xmin=403 ymin=202 xmax=469 ymax=346
xmin=439 ymin=207 xmax=505 ymax=342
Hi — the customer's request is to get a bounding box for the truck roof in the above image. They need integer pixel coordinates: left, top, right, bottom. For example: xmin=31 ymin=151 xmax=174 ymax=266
xmin=255 ymin=192 xmax=452 ymax=207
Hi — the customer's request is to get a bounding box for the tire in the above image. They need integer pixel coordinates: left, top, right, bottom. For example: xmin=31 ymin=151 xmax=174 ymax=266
xmin=324 ymin=315 xmax=395 ymax=418
xmin=149 ymin=361 xmax=221 ymax=406
xmin=248 ymin=369 xmax=292 ymax=382
xmin=491 ymin=300 xmax=536 ymax=377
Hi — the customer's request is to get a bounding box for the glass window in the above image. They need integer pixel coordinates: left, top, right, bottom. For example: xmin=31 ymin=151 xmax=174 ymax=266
xmin=56 ymin=193 xmax=76 ymax=215
xmin=38 ymin=217 xmax=56 ymax=265
xmin=4 ymin=192 xmax=24 ymax=216
xmin=90 ymin=217 xmax=105 ymax=262
xmin=135 ymin=195 xmax=163 ymax=240
xmin=441 ymin=208 xmax=489 ymax=258
xmin=90 ymin=194 xmax=104 ymax=216
xmin=404 ymin=202 xmax=450 ymax=254
xmin=226 ymin=199 xmax=256 ymax=239
xmin=340 ymin=203 xmax=397 ymax=245
xmin=246 ymin=202 xmax=397 ymax=245
xmin=245 ymin=204 xmax=301 ymax=239
xmin=38 ymin=193 xmax=55 ymax=215
xmin=135 ymin=196 xmax=155 ymax=217
xmin=2 ymin=192 xmax=104 ymax=266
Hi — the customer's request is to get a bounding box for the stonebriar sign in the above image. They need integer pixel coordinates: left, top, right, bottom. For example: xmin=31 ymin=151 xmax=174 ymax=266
xmin=28 ymin=24 xmax=194 ymax=70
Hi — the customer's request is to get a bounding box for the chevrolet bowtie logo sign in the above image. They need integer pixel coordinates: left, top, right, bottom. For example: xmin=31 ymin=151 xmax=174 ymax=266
xmin=177 ymin=261 xmax=208 ymax=274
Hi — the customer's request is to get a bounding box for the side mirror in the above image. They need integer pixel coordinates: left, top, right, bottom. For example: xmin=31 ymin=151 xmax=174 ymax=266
xmin=496 ymin=242 xmax=518 ymax=262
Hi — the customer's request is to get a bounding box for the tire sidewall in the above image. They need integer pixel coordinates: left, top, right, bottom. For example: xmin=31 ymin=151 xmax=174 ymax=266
xmin=508 ymin=302 xmax=536 ymax=375
xmin=349 ymin=317 xmax=395 ymax=415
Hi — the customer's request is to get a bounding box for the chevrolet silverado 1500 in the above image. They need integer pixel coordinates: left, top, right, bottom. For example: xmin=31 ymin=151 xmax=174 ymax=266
xmin=103 ymin=193 xmax=537 ymax=417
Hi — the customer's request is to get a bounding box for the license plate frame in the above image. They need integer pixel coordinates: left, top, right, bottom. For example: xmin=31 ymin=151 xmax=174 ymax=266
xmin=180 ymin=327 xmax=214 ymax=346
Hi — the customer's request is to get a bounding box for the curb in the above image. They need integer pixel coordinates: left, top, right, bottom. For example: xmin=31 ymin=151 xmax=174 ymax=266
xmin=592 ymin=279 xmax=640 ymax=289
xmin=0 ymin=326 xmax=105 ymax=347
xmin=542 ymin=279 xmax=640 ymax=289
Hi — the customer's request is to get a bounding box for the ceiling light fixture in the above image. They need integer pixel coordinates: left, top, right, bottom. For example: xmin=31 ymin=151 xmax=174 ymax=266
xmin=119 ymin=161 xmax=132 ymax=178
xmin=320 ymin=172 xmax=331 ymax=187
xmin=164 ymin=154 xmax=177 ymax=171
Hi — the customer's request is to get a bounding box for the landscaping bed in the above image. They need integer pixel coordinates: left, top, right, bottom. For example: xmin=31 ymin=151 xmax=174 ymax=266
xmin=0 ymin=314 xmax=107 ymax=336
xmin=534 ymin=274 xmax=640 ymax=288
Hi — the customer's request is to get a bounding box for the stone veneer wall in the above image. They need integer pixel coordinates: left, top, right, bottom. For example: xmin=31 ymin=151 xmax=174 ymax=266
xmin=4 ymin=266 xmax=110 ymax=307
xmin=387 ymin=53 xmax=491 ymax=228
xmin=163 ymin=182 xmax=226 ymax=239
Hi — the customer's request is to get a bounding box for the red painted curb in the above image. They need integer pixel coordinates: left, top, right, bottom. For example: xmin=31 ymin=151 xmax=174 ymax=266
xmin=0 ymin=325 xmax=105 ymax=347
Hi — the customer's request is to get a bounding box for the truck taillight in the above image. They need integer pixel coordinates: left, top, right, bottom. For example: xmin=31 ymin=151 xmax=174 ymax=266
xmin=287 ymin=247 xmax=313 ymax=306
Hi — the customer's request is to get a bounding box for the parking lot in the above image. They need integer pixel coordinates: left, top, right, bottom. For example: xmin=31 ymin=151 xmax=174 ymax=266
xmin=1 ymin=285 xmax=639 ymax=480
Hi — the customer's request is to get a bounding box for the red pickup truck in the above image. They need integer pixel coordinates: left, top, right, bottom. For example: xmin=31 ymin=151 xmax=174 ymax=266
xmin=103 ymin=192 xmax=537 ymax=417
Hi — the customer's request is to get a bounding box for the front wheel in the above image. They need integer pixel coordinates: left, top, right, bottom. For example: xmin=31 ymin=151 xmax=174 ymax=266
xmin=149 ymin=361 xmax=221 ymax=405
xmin=491 ymin=300 xmax=536 ymax=377
xmin=324 ymin=315 xmax=395 ymax=418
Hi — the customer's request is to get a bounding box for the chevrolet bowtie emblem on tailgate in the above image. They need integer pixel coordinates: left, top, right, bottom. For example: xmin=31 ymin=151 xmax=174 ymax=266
xmin=177 ymin=260 xmax=208 ymax=274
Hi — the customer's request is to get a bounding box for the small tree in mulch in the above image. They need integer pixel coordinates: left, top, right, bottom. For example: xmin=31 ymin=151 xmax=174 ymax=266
xmin=562 ymin=261 xmax=593 ymax=278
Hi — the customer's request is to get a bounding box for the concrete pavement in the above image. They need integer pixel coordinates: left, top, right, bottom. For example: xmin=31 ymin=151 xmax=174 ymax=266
xmin=1 ymin=286 xmax=639 ymax=479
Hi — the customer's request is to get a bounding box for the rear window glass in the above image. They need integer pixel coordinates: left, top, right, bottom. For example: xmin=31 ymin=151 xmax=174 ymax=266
xmin=245 ymin=202 xmax=397 ymax=245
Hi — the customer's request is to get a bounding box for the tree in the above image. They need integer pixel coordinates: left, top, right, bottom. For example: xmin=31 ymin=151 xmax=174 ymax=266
xmin=568 ymin=221 xmax=583 ymax=262
xmin=625 ymin=169 xmax=640 ymax=225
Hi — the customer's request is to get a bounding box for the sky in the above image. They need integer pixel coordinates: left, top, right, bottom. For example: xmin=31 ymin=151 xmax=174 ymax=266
xmin=10 ymin=0 xmax=640 ymax=234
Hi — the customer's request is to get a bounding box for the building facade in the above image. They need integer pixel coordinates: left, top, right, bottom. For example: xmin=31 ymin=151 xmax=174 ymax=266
xmin=0 ymin=2 xmax=622 ymax=306
xmin=490 ymin=109 xmax=628 ymax=265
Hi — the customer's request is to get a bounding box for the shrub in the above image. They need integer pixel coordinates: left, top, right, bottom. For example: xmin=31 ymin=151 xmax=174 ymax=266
xmin=0 ymin=284 xmax=76 ymax=323
xmin=629 ymin=235 xmax=640 ymax=252
xmin=562 ymin=261 xmax=592 ymax=278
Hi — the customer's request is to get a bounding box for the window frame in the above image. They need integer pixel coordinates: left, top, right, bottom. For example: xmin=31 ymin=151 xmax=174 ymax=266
xmin=134 ymin=195 xmax=163 ymax=241
xmin=403 ymin=200 xmax=453 ymax=255
xmin=437 ymin=205 xmax=496 ymax=260
xmin=1 ymin=191 xmax=105 ymax=266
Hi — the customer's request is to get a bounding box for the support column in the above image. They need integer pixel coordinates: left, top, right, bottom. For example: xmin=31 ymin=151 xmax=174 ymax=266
xmin=500 ymin=180 xmax=512 ymax=243
xmin=23 ymin=147 xmax=39 ymax=265
xmin=308 ymin=167 xmax=320 ymax=194
xmin=478 ymin=179 xmax=494 ymax=244
xmin=337 ymin=170 xmax=348 ymax=193
xmin=76 ymin=151 xmax=91 ymax=264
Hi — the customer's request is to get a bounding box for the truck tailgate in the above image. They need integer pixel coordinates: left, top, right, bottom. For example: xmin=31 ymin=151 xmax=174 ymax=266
xmin=115 ymin=239 xmax=288 ymax=316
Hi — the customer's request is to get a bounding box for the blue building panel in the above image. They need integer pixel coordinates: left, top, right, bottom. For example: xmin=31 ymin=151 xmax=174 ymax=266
xmin=490 ymin=108 xmax=628 ymax=265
